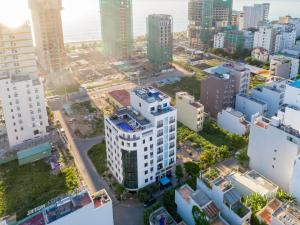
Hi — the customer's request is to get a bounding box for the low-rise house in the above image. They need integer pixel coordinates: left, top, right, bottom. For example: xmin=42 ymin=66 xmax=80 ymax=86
xmin=235 ymin=93 xmax=268 ymax=121
xmin=175 ymin=184 xmax=229 ymax=225
xmin=252 ymin=47 xmax=269 ymax=62
xmin=176 ymin=92 xmax=205 ymax=132
xmin=149 ymin=207 xmax=177 ymax=225
xmin=256 ymin=199 xmax=283 ymax=225
xmin=217 ymin=108 xmax=249 ymax=136
xmin=270 ymin=57 xmax=292 ymax=78
xmin=197 ymin=173 xmax=252 ymax=225
xmin=17 ymin=188 xmax=114 ymax=225
xmin=251 ymin=81 xmax=286 ymax=118
xmin=272 ymin=203 xmax=300 ymax=225
xmin=270 ymin=53 xmax=300 ymax=78
xmin=227 ymin=170 xmax=278 ymax=199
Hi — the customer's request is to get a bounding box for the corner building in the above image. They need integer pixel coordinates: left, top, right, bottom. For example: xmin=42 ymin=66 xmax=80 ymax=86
xmin=104 ymin=87 xmax=177 ymax=190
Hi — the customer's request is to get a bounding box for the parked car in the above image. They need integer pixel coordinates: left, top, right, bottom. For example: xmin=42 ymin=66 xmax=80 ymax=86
xmin=143 ymin=197 xmax=156 ymax=208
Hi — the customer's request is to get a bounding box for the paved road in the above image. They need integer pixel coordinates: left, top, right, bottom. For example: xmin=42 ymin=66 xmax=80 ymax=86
xmin=54 ymin=111 xmax=144 ymax=225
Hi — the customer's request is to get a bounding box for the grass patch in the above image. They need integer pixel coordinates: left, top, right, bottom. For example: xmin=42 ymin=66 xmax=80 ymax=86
xmin=88 ymin=143 xmax=107 ymax=175
xmin=0 ymin=160 xmax=79 ymax=219
xmin=157 ymin=76 xmax=204 ymax=99
xmin=250 ymin=76 xmax=266 ymax=89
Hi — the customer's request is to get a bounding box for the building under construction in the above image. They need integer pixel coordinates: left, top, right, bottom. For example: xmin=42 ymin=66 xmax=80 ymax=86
xmin=100 ymin=0 xmax=133 ymax=60
xmin=147 ymin=14 xmax=173 ymax=70
xmin=28 ymin=0 xmax=66 ymax=74
xmin=188 ymin=0 xmax=233 ymax=49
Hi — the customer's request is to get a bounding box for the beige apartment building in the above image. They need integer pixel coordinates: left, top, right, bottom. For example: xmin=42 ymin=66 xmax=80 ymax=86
xmin=29 ymin=0 xmax=66 ymax=74
xmin=176 ymin=92 xmax=204 ymax=132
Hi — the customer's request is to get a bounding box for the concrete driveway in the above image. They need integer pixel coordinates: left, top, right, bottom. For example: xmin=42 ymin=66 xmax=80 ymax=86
xmin=54 ymin=111 xmax=144 ymax=225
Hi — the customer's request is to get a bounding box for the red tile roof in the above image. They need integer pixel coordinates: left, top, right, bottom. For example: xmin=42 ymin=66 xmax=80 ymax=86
xmin=108 ymin=90 xmax=130 ymax=107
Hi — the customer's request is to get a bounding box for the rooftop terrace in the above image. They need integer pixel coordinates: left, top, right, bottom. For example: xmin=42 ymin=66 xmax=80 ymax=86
xmin=149 ymin=207 xmax=177 ymax=225
xmin=18 ymin=188 xmax=110 ymax=225
xmin=109 ymin=107 xmax=151 ymax=132
xmin=133 ymin=87 xmax=169 ymax=104
xmin=273 ymin=203 xmax=300 ymax=225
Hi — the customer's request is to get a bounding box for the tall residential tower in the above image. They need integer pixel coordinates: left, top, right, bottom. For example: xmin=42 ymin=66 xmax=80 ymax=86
xmin=188 ymin=0 xmax=233 ymax=48
xmin=28 ymin=0 xmax=65 ymax=74
xmin=147 ymin=14 xmax=173 ymax=70
xmin=100 ymin=0 xmax=133 ymax=59
xmin=0 ymin=24 xmax=49 ymax=147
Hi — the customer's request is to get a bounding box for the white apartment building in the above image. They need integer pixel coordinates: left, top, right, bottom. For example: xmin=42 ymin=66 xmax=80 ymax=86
xmin=0 ymin=75 xmax=49 ymax=147
xmin=0 ymin=23 xmax=38 ymax=77
xmin=251 ymin=81 xmax=286 ymax=118
xmin=248 ymin=113 xmax=300 ymax=204
xmin=270 ymin=57 xmax=292 ymax=79
xmin=274 ymin=28 xmax=296 ymax=53
xmin=270 ymin=53 xmax=299 ymax=78
xmin=17 ymin=189 xmax=114 ymax=225
xmin=104 ymin=87 xmax=177 ymax=190
xmin=253 ymin=26 xmax=276 ymax=54
xmin=235 ymin=93 xmax=268 ymax=122
xmin=175 ymin=92 xmax=204 ymax=132
xmin=217 ymin=108 xmax=249 ymax=136
xmin=0 ymin=23 xmax=49 ymax=147
xmin=214 ymin=33 xmax=225 ymax=49
xmin=243 ymin=3 xmax=270 ymax=29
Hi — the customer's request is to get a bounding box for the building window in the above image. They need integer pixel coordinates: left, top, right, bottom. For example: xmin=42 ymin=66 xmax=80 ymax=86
xmin=145 ymin=179 xmax=148 ymax=183
xmin=145 ymin=170 xmax=148 ymax=175
xmin=144 ymin=147 xmax=147 ymax=152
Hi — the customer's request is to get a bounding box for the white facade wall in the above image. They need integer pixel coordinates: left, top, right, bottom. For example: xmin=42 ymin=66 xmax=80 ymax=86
xmin=251 ymin=48 xmax=269 ymax=62
xmin=235 ymin=94 xmax=267 ymax=122
xmin=251 ymin=82 xmax=285 ymax=118
xmin=175 ymin=187 xmax=197 ymax=225
xmin=248 ymin=116 xmax=300 ymax=192
xmin=214 ymin=33 xmax=225 ymax=49
xmin=105 ymin=87 xmax=177 ymax=190
xmin=254 ymin=27 xmax=275 ymax=54
xmin=274 ymin=30 xmax=296 ymax=53
xmin=0 ymin=77 xmax=48 ymax=147
xmin=175 ymin=92 xmax=204 ymax=132
xmin=217 ymin=108 xmax=249 ymax=136
xmin=270 ymin=54 xmax=299 ymax=78
xmin=0 ymin=23 xmax=38 ymax=77
xmin=50 ymin=199 xmax=114 ymax=225
xmin=284 ymin=82 xmax=300 ymax=107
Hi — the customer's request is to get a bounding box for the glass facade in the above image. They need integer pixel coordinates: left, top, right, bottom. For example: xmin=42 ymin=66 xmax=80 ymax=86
xmin=122 ymin=149 xmax=138 ymax=189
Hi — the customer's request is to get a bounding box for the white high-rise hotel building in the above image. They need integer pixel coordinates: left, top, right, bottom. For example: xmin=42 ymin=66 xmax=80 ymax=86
xmin=0 ymin=24 xmax=48 ymax=147
xmin=105 ymin=87 xmax=177 ymax=190
xmin=248 ymin=80 xmax=300 ymax=204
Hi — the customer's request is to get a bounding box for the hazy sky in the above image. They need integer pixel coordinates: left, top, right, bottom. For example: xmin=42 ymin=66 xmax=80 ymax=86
xmin=0 ymin=0 xmax=300 ymax=27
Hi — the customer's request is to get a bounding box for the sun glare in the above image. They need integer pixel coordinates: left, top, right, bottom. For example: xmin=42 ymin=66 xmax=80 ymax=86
xmin=0 ymin=0 xmax=29 ymax=27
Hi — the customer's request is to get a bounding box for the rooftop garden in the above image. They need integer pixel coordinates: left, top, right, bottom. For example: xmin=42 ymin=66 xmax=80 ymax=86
xmin=0 ymin=160 xmax=79 ymax=220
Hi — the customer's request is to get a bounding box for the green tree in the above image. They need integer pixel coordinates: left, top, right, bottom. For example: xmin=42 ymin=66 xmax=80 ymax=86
xmin=192 ymin=206 xmax=209 ymax=225
xmin=243 ymin=193 xmax=268 ymax=214
xmin=276 ymin=189 xmax=296 ymax=203
xmin=175 ymin=165 xmax=184 ymax=183
xmin=184 ymin=162 xmax=200 ymax=177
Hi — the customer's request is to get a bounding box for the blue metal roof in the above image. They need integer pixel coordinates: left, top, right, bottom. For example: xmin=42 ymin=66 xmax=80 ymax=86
xmin=17 ymin=143 xmax=51 ymax=159
xmin=290 ymin=80 xmax=300 ymax=89
xmin=160 ymin=177 xmax=171 ymax=186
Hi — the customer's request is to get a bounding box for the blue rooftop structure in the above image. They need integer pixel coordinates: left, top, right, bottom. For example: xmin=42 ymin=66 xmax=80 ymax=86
xmin=290 ymin=79 xmax=300 ymax=88
xmin=160 ymin=177 xmax=171 ymax=186
xmin=117 ymin=122 xmax=134 ymax=132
